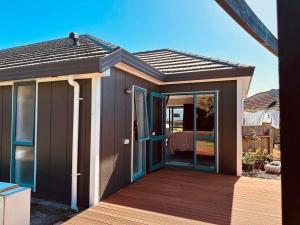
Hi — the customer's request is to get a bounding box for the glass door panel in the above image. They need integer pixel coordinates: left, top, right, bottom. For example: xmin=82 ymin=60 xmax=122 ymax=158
xmin=151 ymin=140 xmax=164 ymax=165
xmin=194 ymin=93 xmax=217 ymax=172
xmin=152 ymin=96 xmax=164 ymax=136
xmin=149 ymin=93 xmax=166 ymax=171
xmin=166 ymin=94 xmax=194 ymax=167
xmin=132 ymin=86 xmax=149 ymax=181
xmin=132 ymin=141 xmax=146 ymax=179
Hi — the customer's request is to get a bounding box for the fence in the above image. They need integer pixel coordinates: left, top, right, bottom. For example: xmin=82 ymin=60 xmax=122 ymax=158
xmin=242 ymin=124 xmax=280 ymax=154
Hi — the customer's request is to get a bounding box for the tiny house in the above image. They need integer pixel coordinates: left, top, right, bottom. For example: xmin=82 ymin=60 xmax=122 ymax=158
xmin=0 ymin=33 xmax=254 ymax=208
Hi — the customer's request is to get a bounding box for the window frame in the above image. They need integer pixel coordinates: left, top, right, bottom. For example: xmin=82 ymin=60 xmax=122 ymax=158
xmin=167 ymin=106 xmax=184 ymax=133
xmin=133 ymin=86 xmax=150 ymax=141
xmin=11 ymin=81 xmax=36 ymax=189
xmin=12 ymin=81 xmax=36 ymax=146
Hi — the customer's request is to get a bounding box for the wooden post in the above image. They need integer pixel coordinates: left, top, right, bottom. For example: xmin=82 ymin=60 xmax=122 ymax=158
xmin=278 ymin=1 xmax=300 ymax=224
xmin=215 ymin=0 xmax=278 ymax=55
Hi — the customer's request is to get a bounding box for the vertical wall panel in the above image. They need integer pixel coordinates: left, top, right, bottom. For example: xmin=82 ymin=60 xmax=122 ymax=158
xmin=0 ymin=86 xmax=12 ymax=182
xmin=36 ymin=83 xmax=52 ymax=198
xmin=77 ymin=79 xmax=91 ymax=207
xmin=36 ymin=80 xmax=91 ymax=207
xmin=114 ymin=69 xmax=130 ymax=191
xmin=0 ymin=87 xmax=4 ymax=181
xmin=100 ymin=69 xmax=116 ymax=198
xmin=221 ymin=81 xmax=237 ymax=175
xmin=50 ymin=81 xmax=70 ymax=202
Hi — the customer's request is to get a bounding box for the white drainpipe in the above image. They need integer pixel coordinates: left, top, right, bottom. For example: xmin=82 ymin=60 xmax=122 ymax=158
xmin=68 ymin=75 xmax=81 ymax=211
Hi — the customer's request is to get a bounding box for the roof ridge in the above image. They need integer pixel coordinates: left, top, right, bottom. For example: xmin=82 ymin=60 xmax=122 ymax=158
xmin=0 ymin=34 xmax=120 ymax=54
xmin=83 ymin=34 xmax=120 ymax=52
xmin=134 ymin=48 xmax=170 ymax=54
xmin=134 ymin=48 xmax=253 ymax=68
xmin=167 ymin=48 xmax=251 ymax=68
xmin=246 ymin=89 xmax=279 ymax=99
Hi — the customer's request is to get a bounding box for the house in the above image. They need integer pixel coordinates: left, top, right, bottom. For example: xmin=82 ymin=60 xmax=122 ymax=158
xmin=242 ymin=89 xmax=280 ymax=153
xmin=243 ymin=89 xmax=280 ymax=128
xmin=0 ymin=33 xmax=254 ymax=209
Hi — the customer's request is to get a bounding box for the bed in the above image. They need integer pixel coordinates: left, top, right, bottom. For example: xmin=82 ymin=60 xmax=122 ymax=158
xmin=167 ymin=131 xmax=215 ymax=156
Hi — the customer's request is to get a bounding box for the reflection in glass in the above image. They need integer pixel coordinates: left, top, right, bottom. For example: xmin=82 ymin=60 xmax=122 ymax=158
xmin=133 ymin=141 xmax=145 ymax=176
xmin=132 ymin=87 xmax=148 ymax=180
xmin=134 ymin=90 xmax=149 ymax=139
xmin=152 ymin=97 xmax=164 ymax=136
xmin=15 ymin=85 xmax=35 ymax=142
xmin=195 ymin=94 xmax=216 ymax=170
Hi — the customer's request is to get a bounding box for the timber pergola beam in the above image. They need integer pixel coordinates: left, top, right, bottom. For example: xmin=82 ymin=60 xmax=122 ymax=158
xmin=215 ymin=0 xmax=278 ymax=56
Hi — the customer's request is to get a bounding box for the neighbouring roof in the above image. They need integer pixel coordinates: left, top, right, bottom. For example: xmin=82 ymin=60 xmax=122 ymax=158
xmin=0 ymin=34 xmax=119 ymax=70
xmin=134 ymin=49 xmax=252 ymax=75
xmin=244 ymin=89 xmax=279 ymax=111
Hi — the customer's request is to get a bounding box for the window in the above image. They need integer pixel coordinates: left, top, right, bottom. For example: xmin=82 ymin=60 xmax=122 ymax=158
xmin=134 ymin=87 xmax=149 ymax=141
xmin=12 ymin=82 xmax=36 ymax=189
xmin=15 ymin=85 xmax=35 ymax=143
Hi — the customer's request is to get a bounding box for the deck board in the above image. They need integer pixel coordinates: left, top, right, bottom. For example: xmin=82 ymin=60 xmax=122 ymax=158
xmin=64 ymin=168 xmax=281 ymax=225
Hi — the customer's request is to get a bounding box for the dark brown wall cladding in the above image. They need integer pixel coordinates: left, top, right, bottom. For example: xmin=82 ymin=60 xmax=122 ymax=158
xmin=0 ymin=86 xmax=12 ymax=182
xmin=100 ymin=67 xmax=159 ymax=199
xmin=100 ymin=69 xmax=238 ymax=198
xmin=160 ymin=81 xmax=237 ymax=175
xmin=35 ymin=79 xmax=91 ymax=208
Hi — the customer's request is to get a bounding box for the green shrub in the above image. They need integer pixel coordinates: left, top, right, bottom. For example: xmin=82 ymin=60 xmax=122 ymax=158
xmin=242 ymin=149 xmax=273 ymax=165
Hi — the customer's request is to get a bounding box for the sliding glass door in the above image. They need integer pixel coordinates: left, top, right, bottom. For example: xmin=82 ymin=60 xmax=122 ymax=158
xmin=132 ymin=86 xmax=149 ymax=181
xmin=11 ymin=82 xmax=36 ymax=188
xmin=194 ymin=92 xmax=218 ymax=172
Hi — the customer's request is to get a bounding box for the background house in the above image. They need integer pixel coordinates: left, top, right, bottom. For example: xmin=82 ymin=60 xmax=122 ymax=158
xmin=242 ymin=89 xmax=280 ymax=155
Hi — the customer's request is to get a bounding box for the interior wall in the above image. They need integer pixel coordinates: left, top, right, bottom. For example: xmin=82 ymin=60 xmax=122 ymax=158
xmin=0 ymin=86 xmax=12 ymax=182
xmin=160 ymin=81 xmax=237 ymax=175
xmin=36 ymin=79 xmax=91 ymax=207
xmin=100 ymin=67 xmax=159 ymax=199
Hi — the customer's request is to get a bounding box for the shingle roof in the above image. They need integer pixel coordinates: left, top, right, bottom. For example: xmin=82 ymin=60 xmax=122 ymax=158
xmin=0 ymin=34 xmax=119 ymax=71
xmin=134 ymin=49 xmax=250 ymax=75
xmin=0 ymin=34 xmax=253 ymax=83
xmin=244 ymin=89 xmax=279 ymax=111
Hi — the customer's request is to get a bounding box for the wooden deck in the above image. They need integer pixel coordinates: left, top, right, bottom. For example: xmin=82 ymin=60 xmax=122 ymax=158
xmin=64 ymin=168 xmax=281 ymax=225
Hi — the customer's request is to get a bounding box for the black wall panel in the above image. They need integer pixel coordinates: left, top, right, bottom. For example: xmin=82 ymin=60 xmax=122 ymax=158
xmin=100 ymin=68 xmax=158 ymax=199
xmin=0 ymin=86 xmax=12 ymax=182
xmin=36 ymin=80 xmax=91 ymax=207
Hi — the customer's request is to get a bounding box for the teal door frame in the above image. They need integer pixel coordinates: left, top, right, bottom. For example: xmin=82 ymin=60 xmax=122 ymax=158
xmin=149 ymin=92 xmax=166 ymax=171
xmin=162 ymin=90 xmax=219 ymax=173
xmin=131 ymin=85 xmax=149 ymax=181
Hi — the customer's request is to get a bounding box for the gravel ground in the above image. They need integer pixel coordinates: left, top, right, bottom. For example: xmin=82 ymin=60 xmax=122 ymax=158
xmin=31 ymin=198 xmax=76 ymax=225
xmin=242 ymin=170 xmax=281 ymax=180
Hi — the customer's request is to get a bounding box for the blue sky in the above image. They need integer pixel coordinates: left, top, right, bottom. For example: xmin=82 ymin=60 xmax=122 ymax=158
xmin=0 ymin=0 xmax=278 ymax=96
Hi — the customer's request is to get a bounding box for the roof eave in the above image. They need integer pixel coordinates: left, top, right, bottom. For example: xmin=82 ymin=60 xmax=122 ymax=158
xmin=0 ymin=57 xmax=100 ymax=82
xmin=100 ymin=48 xmax=165 ymax=81
xmin=163 ymin=66 xmax=255 ymax=82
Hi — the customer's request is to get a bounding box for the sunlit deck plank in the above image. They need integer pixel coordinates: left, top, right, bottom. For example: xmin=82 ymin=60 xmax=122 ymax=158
xmin=64 ymin=168 xmax=281 ymax=225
